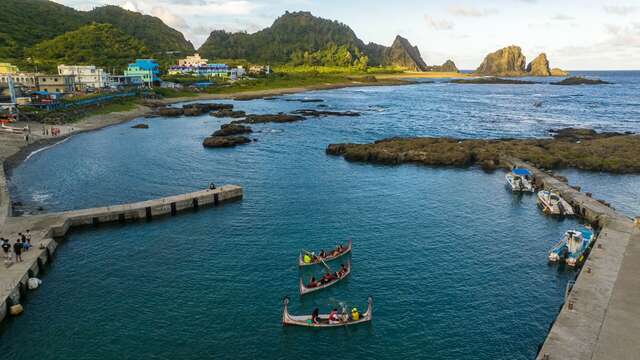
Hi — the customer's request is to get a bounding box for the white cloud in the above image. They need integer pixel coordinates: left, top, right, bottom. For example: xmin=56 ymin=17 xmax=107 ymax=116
xmin=603 ymin=5 xmax=637 ymax=15
xmin=424 ymin=16 xmax=454 ymax=31
xmin=447 ymin=6 xmax=498 ymax=17
xmin=552 ymin=14 xmax=574 ymax=21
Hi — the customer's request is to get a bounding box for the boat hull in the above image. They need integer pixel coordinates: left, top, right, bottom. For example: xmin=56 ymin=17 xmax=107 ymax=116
xmin=282 ymin=296 xmax=372 ymax=328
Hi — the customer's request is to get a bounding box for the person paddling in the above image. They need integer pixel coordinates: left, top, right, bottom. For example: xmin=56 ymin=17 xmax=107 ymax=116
xmin=311 ymin=308 xmax=320 ymax=324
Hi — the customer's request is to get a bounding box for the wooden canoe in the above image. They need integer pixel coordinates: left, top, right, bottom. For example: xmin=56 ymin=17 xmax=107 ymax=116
xmin=299 ymin=239 xmax=352 ymax=267
xmin=299 ymin=260 xmax=351 ymax=296
xmin=282 ymin=296 xmax=372 ymax=328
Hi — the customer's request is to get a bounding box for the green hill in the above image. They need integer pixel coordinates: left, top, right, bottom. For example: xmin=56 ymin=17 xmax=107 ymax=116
xmin=199 ymin=11 xmax=365 ymax=64
xmin=0 ymin=0 xmax=193 ymax=62
xmin=86 ymin=6 xmax=194 ymax=55
xmin=198 ymin=11 xmax=429 ymax=70
xmin=25 ymin=23 xmax=150 ymax=72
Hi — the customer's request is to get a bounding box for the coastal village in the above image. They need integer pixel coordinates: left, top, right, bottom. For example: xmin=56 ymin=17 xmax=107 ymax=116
xmin=0 ymin=54 xmax=268 ymax=116
xmin=0 ymin=1 xmax=639 ymax=360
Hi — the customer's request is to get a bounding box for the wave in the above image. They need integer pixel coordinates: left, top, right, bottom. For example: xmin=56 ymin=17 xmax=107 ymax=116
xmin=25 ymin=137 xmax=71 ymax=161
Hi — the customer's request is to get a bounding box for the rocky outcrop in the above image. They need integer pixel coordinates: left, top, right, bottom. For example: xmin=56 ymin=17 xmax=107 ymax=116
xmin=551 ymin=77 xmax=611 ymax=86
xmin=155 ymin=107 xmax=184 ymax=117
xmin=131 ymin=124 xmax=149 ymax=129
xmin=551 ymin=68 xmax=569 ymax=76
xmin=526 ymin=53 xmax=551 ymax=76
xmin=202 ymin=135 xmax=251 ymax=148
xmin=235 ymin=114 xmax=306 ymax=124
xmin=212 ymin=124 xmax=253 ymax=137
xmin=426 ymin=60 xmax=459 ymax=72
xmin=384 ymin=35 xmax=428 ymax=71
xmin=183 ymin=103 xmax=233 ymax=116
xmin=291 ymin=109 xmax=360 ymax=117
xmin=211 ymin=110 xmax=246 ymax=118
xmin=474 ymin=45 xmax=527 ymax=76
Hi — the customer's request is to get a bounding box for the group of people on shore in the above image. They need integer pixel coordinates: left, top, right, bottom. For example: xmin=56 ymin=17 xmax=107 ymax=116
xmin=1 ymin=230 xmax=33 ymax=265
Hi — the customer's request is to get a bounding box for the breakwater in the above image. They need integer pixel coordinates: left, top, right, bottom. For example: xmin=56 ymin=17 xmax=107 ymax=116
xmin=0 ymin=185 xmax=243 ymax=324
xmin=504 ymin=158 xmax=640 ymax=360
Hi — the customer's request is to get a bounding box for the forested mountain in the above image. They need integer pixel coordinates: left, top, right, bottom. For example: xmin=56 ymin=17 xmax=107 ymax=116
xmin=199 ymin=12 xmax=366 ymax=65
xmin=25 ymin=24 xmax=150 ymax=72
xmin=86 ymin=6 xmax=194 ymax=54
xmin=199 ymin=11 xmax=432 ymax=70
xmin=0 ymin=0 xmax=193 ymax=62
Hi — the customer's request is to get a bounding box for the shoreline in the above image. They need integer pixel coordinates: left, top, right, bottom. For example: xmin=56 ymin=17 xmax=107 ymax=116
xmin=0 ymin=78 xmax=413 ymax=222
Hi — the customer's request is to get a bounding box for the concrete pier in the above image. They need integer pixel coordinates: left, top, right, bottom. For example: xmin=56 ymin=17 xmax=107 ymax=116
xmin=0 ymin=185 xmax=242 ymax=324
xmin=505 ymin=159 xmax=640 ymax=360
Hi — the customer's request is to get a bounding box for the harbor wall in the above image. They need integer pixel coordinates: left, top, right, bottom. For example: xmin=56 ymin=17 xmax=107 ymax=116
xmin=0 ymin=185 xmax=242 ymax=325
xmin=503 ymin=158 xmax=640 ymax=360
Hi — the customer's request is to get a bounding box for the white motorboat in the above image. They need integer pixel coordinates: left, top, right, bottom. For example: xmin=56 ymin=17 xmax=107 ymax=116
xmin=506 ymin=168 xmax=534 ymax=192
xmin=537 ymin=190 xmax=574 ymax=216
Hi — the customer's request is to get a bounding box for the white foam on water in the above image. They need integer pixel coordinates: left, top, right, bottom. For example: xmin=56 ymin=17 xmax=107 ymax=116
xmin=24 ymin=137 xmax=71 ymax=162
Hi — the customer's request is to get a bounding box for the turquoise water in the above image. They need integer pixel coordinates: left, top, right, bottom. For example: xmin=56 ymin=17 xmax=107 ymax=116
xmin=2 ymin=71 xmax=639 ymax=359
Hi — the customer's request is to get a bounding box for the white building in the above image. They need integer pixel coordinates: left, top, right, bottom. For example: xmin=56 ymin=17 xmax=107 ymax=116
xmin=57 ymin=65 xmax=110 ymax=90
xmin=178 ymin=53 xmax=208 ymax=67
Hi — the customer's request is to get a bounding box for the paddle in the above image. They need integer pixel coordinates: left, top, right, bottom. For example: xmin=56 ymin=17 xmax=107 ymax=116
xmin=320 ymin=257 xmax=332 ymax=273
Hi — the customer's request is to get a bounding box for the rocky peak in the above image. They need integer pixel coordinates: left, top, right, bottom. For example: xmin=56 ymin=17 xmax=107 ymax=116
xmin=385 ymin=35 xmax=428 ymax=71
xmin=474 ymin=45 xmax=527 ymax=76
xmin=526 ymin=53 xmax=551 ymax=76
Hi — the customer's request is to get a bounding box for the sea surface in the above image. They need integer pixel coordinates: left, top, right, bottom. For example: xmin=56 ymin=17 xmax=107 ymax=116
xmin=1 ymin=71 xmax=639 ymax=359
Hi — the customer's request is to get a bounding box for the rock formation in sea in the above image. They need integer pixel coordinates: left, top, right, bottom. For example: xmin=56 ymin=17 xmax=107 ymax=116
xmin=526 ymin=53 xmax=551 ymax=76
xmin=202 ymin=135 xmax=251 ymax=148
xmin=384 ymin=35 xmax=428 ymax=71
xmin=551 ymin=77 xmax=611 ymax=85
xmin=550 ymin=68 xmax=569 ymax=76
xmin=474 ymin=45 xmax=527 ymax=76
xmin=474 ymin=46 xmax=568 ymax=77
xmin=424 ymin=59 xmax=459 ymax=72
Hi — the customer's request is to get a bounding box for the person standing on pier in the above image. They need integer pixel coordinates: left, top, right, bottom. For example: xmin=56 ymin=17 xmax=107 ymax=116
xmin=1 ymin=238 xmax=10 ymax=260
xmin=25 ymin=230 xmax=32 ymax=249
xmin=13 ymin=239 xmax=23 ymax=262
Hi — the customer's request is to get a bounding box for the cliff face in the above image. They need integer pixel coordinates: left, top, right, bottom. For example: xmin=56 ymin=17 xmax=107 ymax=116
xmin=383 ymin=35 xmax=428 ymax=71
xmin=526 ymin=53 xmax=551 ymax=76
xmin=474 ymin=45 xmax=527 ymax=76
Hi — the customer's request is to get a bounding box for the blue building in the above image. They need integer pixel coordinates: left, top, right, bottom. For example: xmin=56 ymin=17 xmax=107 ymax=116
xmin=124 ymin=59 xmax=160 ymax=86
xmin=168 ymin=63 xmax=230 ymax=78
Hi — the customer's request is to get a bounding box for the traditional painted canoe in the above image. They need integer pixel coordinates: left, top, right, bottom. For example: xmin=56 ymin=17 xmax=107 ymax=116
xmin=298 ymin=239 xmax=352 ymax=267
xmin=299 ymin=260 xmax=351 ymax=296
xmin=282 ymin=296 xmax=372 ymax=327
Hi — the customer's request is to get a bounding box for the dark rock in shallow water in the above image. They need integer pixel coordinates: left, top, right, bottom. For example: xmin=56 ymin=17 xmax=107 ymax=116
xmin=291 ymin=109 xmax=360 ymax=117
xmin=480 ymin=159 xmax=497 ymax=172
xmin=210 ymin=110 xmax=246 ymax=118
xmin=155 ymin=107 xmax=184 ymax=117
xmin=212 ymin=124 xmax=253 ymax=137
xmin=235 ymin=113 xmax=306 ymax=124
xmin=202 ymin=135 xmax=251 ymax=148
xmin=450 ymin=77 xmax=536 ymax=85
xmin=551 ymin=77 xmax=611 ymax=85
xmin=131 ymin=124 xmax=149 ymax=129
xmin=183 ymin=103 xmax=234 ymax=116
xmin=284 ymin=98 xmax=324 ymax=103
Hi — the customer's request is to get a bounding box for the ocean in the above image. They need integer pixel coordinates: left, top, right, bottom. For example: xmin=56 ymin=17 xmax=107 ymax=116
xmin=1 ymin=71 xmax=639 ymax=359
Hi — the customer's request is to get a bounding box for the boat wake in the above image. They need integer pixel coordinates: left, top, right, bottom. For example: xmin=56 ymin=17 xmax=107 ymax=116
xmin=25 ymin=137 xmax=71 ymax=161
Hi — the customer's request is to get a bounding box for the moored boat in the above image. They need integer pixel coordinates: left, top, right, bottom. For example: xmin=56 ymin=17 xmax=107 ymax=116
xmin=0 ymin=123 xmax=28 ymax=134
xmin=299 ymin=239 xmax=352 ymax=267
xmin=282 ymin=296 xmax=372 ymax=327
xmin=537 ymin=190 xmax=574 ymax=216
xmin=505 ymin=168 xmax=535 ymax=192
xmin=299 ymin=261 xmax=351 ymax=296
xmin=548 ymin=226 xmax=595 ymax=266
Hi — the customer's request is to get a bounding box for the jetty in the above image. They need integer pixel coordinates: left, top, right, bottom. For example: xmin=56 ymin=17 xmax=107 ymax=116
xmin=505 ymin=158 xmax=640 ymax=360
xmin=0 ymin=185 xmax=242 ymax=323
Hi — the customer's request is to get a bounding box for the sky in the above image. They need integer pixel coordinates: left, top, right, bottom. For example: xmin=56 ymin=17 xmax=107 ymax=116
xmin=52 ymin=0 xmax=640 ymax=70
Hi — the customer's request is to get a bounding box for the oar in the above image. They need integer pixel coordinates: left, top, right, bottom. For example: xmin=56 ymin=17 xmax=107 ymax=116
xmin=320 ymin=258 xmax=332 ymax=273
